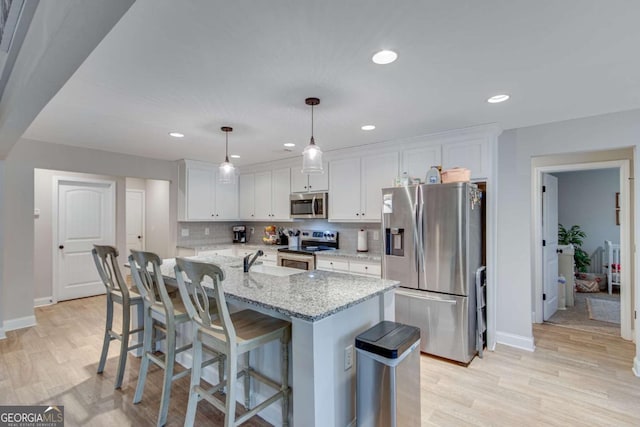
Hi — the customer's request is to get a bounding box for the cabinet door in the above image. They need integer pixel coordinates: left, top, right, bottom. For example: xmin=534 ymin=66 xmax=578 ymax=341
xmin=290 ymin=167 xmax=308 ymax=193
xmin=441 ymin=138 xmax=490 ymax=179
xmin=329 ymin=157 xmax=361 ymax=221
xmin=239 ymin=174 xmax=255 ymax=220
xmin=215 ymin=171 xmax=238 ymax=220
xmin=402 ymin=146 xmax=441 ymax=182
xmin=308 ymin=163 xmax=329 ymax=192
xmin=361 ymin=152 xmax=398 ymax=221
xmin=186 ymin=165 xmax=215 ymax=220
xmin=271 ymin=168 xmax=291 ymax=220
xmin=254 ymin=171 xmax=272 ymax=220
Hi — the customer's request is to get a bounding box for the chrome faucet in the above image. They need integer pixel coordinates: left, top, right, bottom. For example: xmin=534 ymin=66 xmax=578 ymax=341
xmin=243 ymin=250 xmax=264 ymax=272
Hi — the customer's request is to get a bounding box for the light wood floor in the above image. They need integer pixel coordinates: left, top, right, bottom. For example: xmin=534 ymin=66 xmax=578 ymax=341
xmin=1 ymin=296 xmax=639 ymax=426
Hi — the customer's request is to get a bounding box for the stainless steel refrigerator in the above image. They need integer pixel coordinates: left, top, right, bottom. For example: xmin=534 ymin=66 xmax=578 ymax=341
xmin=382 ymin=182 xmax=482 ymax=364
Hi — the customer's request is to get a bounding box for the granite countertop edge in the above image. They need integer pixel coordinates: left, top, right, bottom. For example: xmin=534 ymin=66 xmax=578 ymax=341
xmin=178 ymin=243 xmax=382 ymax=261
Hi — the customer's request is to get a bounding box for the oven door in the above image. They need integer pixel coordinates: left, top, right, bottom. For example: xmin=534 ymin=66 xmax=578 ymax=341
xmin=277 ymin=252 xmax=316 ymax=270
xmin=290 ymin=193 xmax=327 ymax=219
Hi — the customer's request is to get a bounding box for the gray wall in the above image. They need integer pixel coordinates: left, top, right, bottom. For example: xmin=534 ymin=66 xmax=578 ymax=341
xmin=555 ymin=169 xmax=620 ymax=257
xmin=496 ymin=108 xmax=638 ymax=344
xmin=177 ymin=220 xmax=382 ymax=254
xmin=2 ymin=138 xmax=179 ymax=324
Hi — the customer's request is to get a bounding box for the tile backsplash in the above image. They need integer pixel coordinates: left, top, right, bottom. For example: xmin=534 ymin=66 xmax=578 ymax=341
xmin=177 ymin=220 xmax=382 ymax=254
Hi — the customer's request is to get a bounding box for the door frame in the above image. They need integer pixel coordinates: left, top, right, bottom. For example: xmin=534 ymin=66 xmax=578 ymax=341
xmin=532 ymin=160 xmax=632 ymax=340
xmin=126 ymin=188 xmax=146 ymax=251
xmin=52 ymin=175 xmax=116 ymax=303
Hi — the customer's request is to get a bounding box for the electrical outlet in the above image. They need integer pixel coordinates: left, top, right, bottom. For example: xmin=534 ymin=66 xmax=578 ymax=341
xmin=181 ymin=228 xmax=189 ymax=237
xmin=205 ymin=227 xmax=210 ymax=235
xmin=250 ymin=227 xmax=255 ymax=234
xmin=344 ymin=345 xmax=354 ymax=371
xmin=373 ymin=230 xmax=379 ymax=241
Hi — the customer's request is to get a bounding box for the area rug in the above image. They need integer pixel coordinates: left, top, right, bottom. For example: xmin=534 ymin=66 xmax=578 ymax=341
xmin=586 ymin=297 xmax=621 ymax=324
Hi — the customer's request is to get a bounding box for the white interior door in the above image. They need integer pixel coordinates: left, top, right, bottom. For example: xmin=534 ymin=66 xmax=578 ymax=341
xmin=542 ymin=174 xmax=559 ymax=321
xmin=56 ymin=179 xmax=115 ymax=301
xmin=126 ymin=189 xmax=145 ymax=252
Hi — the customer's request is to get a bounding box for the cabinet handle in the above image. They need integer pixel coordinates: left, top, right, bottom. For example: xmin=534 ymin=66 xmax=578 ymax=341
xmin=211 ymin=214 xmax=214 ymax=217
xmin=361 ymin=212 xmax=365 ymax=216
xmin=251 ymin=214 xmax=254 ymax=217
xmin=356 ymin=213 xmax=359 ymax=216
xmin=304 ymin=186 xmax=307 ymax=189
xmin=59 ymin=245 xmax=64 ymax=250
xmin=365 ymin=266 xmax=368 ymax=270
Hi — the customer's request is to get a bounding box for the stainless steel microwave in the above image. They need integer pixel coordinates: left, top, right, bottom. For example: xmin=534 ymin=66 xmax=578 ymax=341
xmin=290 ymin=192 xmax=328 ymax=219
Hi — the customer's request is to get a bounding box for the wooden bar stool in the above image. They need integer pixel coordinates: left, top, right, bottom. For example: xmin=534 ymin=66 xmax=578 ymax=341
xmin=129 ymin=250 xmax=198 ymax=427
xmin=92 ymin=245 xmax=144 ymax=389
xmin=174 ymin=257 xmax=291 ymax=427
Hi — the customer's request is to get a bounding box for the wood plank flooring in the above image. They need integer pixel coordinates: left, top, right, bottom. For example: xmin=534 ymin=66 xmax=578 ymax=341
xmin=1 ymin=296 xmax=639 ymax=426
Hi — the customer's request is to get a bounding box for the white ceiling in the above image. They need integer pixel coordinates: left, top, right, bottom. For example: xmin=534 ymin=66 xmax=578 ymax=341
xmin=23 ymin=0 xmax=640 ymax=166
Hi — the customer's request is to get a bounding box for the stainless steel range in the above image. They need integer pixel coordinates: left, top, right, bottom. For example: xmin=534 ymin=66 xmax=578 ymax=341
xmin=277 ymin=230 xmax=339 ymax=270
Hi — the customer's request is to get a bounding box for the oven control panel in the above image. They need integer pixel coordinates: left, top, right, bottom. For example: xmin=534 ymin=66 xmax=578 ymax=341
xmin=300 ymin=230 xmax=338 ymax=242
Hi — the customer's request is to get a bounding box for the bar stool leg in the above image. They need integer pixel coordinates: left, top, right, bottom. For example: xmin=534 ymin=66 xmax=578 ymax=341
xmin=115 ymin=302 xmax=131 ymax=389
xmin=185 ymin=331 xmax=202 ymax=427
xmin=224 ymin=354 xmax=238 ymax=427
xmin=281 ymin=331 xmax=290 ymax=427
xmin=157 ymin=324 xmax=176 ymax=427
xmin=97 ymin=296 xmax=114 ymax=374
xmin=244 ymin=352 xmax=251 ymax=409
xmin=133 ymin=310 xmax=153 ymax=404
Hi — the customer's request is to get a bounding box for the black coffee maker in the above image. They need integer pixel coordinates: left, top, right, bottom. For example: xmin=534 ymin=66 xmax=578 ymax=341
xmin=232 ymin=225 xmax=247 ymax=243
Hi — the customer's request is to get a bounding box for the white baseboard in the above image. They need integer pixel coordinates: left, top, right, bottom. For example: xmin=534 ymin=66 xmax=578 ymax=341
xmin=0 ymin=327 xmax=5 ymax=340
xmin=34 ymin=297 xmax=55 ymax=307
xmin=175 ymin=350 xmax=283 ymax=425
xmin=496 ymin=331 xmax=535 ymax=352
xmin=3 ymin=315 xmax=36 ymax=332
xmin=633 ymin=356 xmax=640 ymax=377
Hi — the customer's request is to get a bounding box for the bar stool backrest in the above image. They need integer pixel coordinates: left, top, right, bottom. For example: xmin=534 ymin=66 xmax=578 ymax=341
xmin=92 ymin=245 xmax=131 ymax=301
xmin=129 ymin=250 xmax=174 ymax=315
xmin=174 ymin=258 xmax=236 ymax=349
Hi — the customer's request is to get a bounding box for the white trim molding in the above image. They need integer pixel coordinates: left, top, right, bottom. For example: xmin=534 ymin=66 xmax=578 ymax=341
xmin=34 ymin=297 xmax=54 ymax=307
xmin=3 ymin=315 xmax=36 ymax=332
xmin=496 ymin=331 xmax=536 ymax=352
xmin=633 ymin=357 xmax=640 ymax=377
xmin=0 ymin=327 xmax=6 ymax=340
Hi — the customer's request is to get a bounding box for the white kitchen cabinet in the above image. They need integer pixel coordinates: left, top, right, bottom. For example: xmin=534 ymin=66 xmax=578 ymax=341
xmin=401 ymin=145 xmax=441 ymax=182
xmin=316 ymin=258 xmax=350 ymax=273
xmin=441 ymin=138 xmax=490 ymax=180
xmin=329 ymin=152 xmax=398 ymax=222
xmin=348 ymin=260 xmax=382 ymax=277
xmin=316 ymin=257 xmax=381 ymax=278
xmin=239 ymin=168 xmax=291 ymax=221
xmin=291 ymin=163 xmax=329 ymax=193
xmin=179 ymin=160 xmax=238 ymax=221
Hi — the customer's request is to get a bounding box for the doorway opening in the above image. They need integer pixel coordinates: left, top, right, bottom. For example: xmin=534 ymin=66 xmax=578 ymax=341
xmin=532 ymin=156 xmax=635 ymax=340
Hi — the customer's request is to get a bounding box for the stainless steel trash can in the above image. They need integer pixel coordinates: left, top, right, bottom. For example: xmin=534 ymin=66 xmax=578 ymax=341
xmin=356 ymin=321 xmax=421 ymax=427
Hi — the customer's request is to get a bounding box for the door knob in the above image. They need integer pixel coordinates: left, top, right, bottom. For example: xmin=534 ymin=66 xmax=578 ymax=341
xmin=59 ymin=245 xmax=64 ymax=249
xmin=138 ymin=235 xmax=142 ymax=239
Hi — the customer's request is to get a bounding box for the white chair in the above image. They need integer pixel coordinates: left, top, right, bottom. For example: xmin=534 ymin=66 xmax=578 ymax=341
xmin=174 ymin=257 xmax=291 ymax=427
xmin=604 ymin=240 xmax=621 ymax=294
xmin=92 ymin=245 xmax=144 ymax=389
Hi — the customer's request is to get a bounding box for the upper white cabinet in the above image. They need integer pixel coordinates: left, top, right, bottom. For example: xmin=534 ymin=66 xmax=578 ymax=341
xmin=239 ymin=167 xmax=291 ymax=221
xmin=441 ymin=138 xmax=490 ymax=180
xmin=329 ymin=152 xmax=398 ymax=222
xmin=401 ymin=145 xmax=441 ymax=181
xmin=179 ymin=160 xmax=238 ymax=221
xmin=291 ymin=163 xmax=329 ymax=193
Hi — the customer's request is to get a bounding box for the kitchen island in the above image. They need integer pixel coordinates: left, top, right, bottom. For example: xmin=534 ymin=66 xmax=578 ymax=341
xmin=159 ymin=254 xmax=398 ymax=426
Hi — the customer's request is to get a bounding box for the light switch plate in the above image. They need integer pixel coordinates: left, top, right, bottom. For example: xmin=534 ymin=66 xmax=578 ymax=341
xmin=205 ymin=227 xmax=210 ymax=235
xmin=344 ymin=345 xmax=354 ymax=371
xmin=181 ymin=228 xmax=189 ymax=237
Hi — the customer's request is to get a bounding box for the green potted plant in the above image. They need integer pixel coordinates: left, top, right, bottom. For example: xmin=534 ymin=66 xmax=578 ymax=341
xmin=558 ymin=224 xmax=590 ymax=272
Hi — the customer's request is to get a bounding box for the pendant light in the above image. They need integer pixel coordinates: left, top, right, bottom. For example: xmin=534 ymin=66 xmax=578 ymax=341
xmin=302 ymin=97 xmax=324 ymax=174
xmin=219 ymin=126 xmax=236 ymax=184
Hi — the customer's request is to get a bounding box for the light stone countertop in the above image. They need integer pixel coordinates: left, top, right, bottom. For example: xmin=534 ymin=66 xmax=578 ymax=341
xmin=177 ymin=243 xmax=381 ymax=261
xmin=315 ymin=250 xmax=382 ymax=262
xmin=161 ymin=255 xmax=398 ymax=322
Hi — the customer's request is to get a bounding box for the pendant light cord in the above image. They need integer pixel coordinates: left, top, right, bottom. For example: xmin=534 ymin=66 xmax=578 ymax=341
xmin=225 ymin=130 xmax=230 ymax=162
xmin=310 ymin=104 xmax=315 ymax=145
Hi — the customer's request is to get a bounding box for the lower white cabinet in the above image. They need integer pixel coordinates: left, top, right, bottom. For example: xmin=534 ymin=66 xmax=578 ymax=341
xmin=316 ymin=257 xmax=381 ymax=278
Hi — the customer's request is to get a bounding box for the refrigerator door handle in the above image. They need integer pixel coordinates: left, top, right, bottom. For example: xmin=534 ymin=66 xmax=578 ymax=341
xmin=396 ymin=289 xmax=457 ymax=305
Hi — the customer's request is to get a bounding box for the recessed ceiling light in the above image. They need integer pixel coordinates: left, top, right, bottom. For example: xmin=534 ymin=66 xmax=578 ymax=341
xmin=284 ymin=143 xmax=296 ymax=147
xmin=487 ymin=94 xmax=510 ymax=104
xmin=361 ymin=125 xmax=376 ymax=131
xmin=230 ymin=154 xmax=240 ymax=159
xmin=168 ymin=132 xmax=185 ymax=138
xmin=372 ymin=50 xmax=398 ymax=65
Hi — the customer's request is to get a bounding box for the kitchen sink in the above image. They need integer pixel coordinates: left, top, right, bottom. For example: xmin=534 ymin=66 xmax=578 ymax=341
xmin=230 ymin=263 xmax=301 ymax=277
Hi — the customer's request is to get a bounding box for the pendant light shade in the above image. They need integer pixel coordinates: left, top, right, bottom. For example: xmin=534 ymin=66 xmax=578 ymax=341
xmin=302 ymin=97 xmax=324 ymax=174
xmin=219 ymin=126 xmax=236 ymax=184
